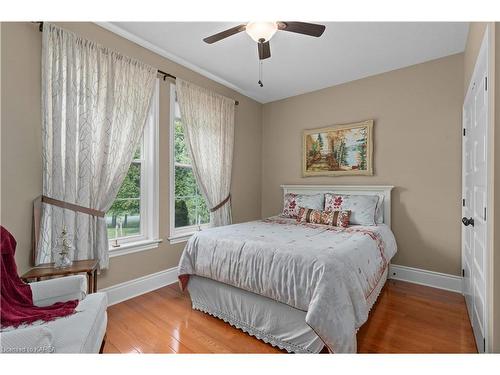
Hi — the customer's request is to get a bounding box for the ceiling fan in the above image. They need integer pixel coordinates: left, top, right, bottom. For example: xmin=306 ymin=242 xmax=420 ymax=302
xmin=203 ymin=22 xmax=326 ymax=87
xmin=203 ymin=21 xmax=326 ymax=61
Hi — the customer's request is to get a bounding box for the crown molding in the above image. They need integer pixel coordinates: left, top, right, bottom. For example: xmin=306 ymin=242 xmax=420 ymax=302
xmin=94 ymin=22 xmax=262 ymax=103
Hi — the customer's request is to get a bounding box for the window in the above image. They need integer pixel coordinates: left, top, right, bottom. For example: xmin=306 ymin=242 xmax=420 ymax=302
xmin=107 ymin=145 xmax=142 ymax=240
xmin=169 ymin=84 xmax=210 ymax=243
xmin=105 ymin=80 xmax=160 ymax=255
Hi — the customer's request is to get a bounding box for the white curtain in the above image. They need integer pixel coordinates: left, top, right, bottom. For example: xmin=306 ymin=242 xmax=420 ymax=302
xmin=176 ymin=79 xmax=235 ymax=227
xmin=37 ymin=23 xmax=157 ymax=269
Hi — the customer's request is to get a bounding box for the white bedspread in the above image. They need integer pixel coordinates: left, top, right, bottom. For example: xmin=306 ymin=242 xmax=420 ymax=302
xmin=178 ymin=216 xmax=397 ymax=353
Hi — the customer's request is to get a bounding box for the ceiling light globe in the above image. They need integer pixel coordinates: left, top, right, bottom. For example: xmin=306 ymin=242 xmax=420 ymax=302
xmin=245 ymin=22 xmax=278 ymax=43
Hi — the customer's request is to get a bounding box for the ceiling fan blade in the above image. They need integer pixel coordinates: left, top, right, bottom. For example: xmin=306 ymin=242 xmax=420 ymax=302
xmin=258 ymin=41 xmax=271 ymax=60
xmin=203 ymin=24 xmax=247 ymax=44
xmin=277 ymin=22 xmax=326 ymax=37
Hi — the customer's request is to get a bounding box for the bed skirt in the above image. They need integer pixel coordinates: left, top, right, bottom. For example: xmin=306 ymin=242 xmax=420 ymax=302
xmin=188 ymin=275 xmax=323 ymax=353
xmin=187 ymin=268 xmax=389 ymax=353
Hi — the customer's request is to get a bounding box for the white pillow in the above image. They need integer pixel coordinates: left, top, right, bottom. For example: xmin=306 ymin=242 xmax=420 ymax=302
xmin=282 ymin=193 xmax=324 ymax=218
xmin=324 ymin=193 xmax=379 ymax=225
xmin=375 ymin=195 xmax=384 ymax=224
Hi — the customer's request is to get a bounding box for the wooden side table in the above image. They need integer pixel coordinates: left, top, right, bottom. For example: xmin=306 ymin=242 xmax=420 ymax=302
xmin=21 ymin=259 xmax=99 ymax=294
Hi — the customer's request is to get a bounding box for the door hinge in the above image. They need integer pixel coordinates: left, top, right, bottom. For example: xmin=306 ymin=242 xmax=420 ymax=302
xmin=485 ymin=77 xmax=488 ymax=91
xmin=462 ymin=269 xmax=465 ymax=277
xmin=462 ymin=198 xmax=466 ymax=207
xmin=484 ymin=207 xmax=487 ymax=221
xmin=463 ymin=128 xmax=466 ymax=136
xmin=484 ymin=338 xmax=486 ymax=352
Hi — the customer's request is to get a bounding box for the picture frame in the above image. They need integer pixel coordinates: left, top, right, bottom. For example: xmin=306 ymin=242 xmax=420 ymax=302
xmin=302 ymin=120 xmax=373 ymax=177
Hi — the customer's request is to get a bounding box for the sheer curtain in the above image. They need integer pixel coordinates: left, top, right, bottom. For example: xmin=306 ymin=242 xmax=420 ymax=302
xmin=176 ymin=79 xmax=235 ymax=227
xmin=37 ymin=23 xmax=157 ymax=268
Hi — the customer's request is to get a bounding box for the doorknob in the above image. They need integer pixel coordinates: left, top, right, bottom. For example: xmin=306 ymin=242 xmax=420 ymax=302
xmin=462 ymin=217 xmax=474 ymax=227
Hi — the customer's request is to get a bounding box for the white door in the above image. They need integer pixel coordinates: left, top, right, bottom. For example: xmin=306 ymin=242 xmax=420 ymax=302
xmin=462 ymin=27 xmax=489 ymax=353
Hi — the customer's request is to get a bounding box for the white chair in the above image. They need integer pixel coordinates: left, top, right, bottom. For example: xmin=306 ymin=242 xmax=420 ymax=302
xmin=0 ymin=275 xmax=107 ymax=353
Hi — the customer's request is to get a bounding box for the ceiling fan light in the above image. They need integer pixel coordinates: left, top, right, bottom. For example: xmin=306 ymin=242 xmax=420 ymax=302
xmin=245 ymin=22 xmax=278 ymax=42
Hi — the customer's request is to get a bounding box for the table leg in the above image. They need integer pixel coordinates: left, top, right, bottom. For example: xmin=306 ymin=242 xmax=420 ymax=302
xmin=87 ymin=272 xmax=92 ymax=294
xmin=93 ymin=271 xmax=97 ymax=293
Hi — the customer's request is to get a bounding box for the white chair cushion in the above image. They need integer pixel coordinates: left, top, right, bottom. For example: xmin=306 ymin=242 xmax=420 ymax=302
xmin=0 ymin=325 xmax=54 ymax=353
xmin=31 ymin=275 xmax=87 ymax=307
xmin=43 ymin=292 xmax=108 ymax=353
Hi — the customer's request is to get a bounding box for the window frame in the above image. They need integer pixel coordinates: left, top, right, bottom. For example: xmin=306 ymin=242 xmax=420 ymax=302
xmin=108 ymin=79 xmax=160 ymax=256
xmin=168 ymin=83 xmax=211 ymax=244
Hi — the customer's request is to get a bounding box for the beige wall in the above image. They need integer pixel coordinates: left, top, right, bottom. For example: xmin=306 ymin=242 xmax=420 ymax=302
xmin=1 ymin=23 xmax=42 ymax=275
xmin=262 ymin=54 xmax=464 ymax=276
xmin=0 ymin=22 xmax=263 ymax=288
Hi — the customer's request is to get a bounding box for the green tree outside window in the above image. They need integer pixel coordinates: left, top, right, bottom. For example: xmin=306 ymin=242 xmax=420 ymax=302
xmin=174 ymin=119 xmax=210 ymax=227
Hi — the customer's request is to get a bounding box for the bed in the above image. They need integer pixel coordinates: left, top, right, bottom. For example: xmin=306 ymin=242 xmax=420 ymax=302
xmin=178 ymin=185 xmax=397 ymax=353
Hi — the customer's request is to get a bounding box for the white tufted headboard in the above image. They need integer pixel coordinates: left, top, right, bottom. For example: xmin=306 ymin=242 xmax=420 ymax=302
xmin=281 ymin=185 xmax=394 ymax=227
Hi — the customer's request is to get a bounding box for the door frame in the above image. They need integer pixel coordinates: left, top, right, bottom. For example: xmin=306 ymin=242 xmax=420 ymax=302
xmin=462 ymin=24 xmax=492 ymax=353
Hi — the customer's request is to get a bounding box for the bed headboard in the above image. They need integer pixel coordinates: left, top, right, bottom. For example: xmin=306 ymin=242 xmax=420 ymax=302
xmin=280 ymin=185 xmax=394 ymax=227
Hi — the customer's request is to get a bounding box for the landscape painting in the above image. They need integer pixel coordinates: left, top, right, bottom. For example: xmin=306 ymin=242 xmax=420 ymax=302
xmin=303 ymin=120 xmax=373 ymax=176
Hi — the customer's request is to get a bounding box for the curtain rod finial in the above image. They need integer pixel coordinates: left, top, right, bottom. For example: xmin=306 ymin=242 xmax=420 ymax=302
xmin=32 ymin=21 xmax=44 ymax=32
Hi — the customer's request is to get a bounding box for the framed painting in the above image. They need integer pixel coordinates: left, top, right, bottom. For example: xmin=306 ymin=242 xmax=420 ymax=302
xmin=302 ymin=120 xmax=373 ymax=177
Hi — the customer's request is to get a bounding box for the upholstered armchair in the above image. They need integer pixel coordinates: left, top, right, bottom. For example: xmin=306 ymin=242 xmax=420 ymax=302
xmin=0 ymin=275 xmax=107 ymax=353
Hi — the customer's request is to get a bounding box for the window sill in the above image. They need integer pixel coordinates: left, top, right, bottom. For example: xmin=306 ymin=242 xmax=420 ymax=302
xmin=168 ymin=231 xmax=198 ymax=244
xmin=168 ymin=223 xmax=211 ymax=244
xmin=109 ymin=238 xmax=162 ymax=258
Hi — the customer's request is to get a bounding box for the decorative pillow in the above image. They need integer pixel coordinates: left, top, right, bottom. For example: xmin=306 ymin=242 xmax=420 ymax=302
xmin=297 ymin=207 xmax=351 ymax=228
xmin=324 ymin=193 xmax=379 ymax=225
xmin=282 ymin=193 xmax=324 ymax=218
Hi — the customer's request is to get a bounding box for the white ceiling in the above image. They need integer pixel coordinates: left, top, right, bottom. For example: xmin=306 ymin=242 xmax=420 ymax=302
xmin=106 ymin=22 xmax=469 ymax=103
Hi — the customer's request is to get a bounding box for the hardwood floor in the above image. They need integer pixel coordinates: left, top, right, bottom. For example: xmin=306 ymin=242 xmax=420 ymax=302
xmin=102 ymin=279 xmax=477 ymax=354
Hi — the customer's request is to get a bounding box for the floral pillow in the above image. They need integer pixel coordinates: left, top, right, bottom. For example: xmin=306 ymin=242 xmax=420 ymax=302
xmin=324 ymin=193 xmax=379 ymax=225
xmin=282 ymin=193 xmax=324 ymax=218
xmin=297 ymin=206 xmax=351 ymax=228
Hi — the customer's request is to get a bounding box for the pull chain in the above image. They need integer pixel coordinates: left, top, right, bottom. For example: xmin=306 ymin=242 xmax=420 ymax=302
xmin=258 ymin=60 xmax=263 ymax=87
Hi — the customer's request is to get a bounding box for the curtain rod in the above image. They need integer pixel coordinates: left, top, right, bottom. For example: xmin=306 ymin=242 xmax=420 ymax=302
xmin=35 ymin=22 xmax=239 ymax=106
xmin=157 ymin=69 xmax=240 ymax=106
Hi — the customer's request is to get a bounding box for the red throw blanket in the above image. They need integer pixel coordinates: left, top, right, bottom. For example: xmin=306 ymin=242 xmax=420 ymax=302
xmin=0 ymin=226 xmax=78 ymax=328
